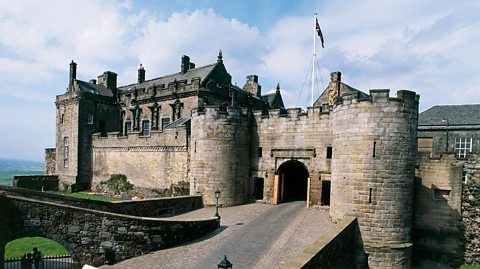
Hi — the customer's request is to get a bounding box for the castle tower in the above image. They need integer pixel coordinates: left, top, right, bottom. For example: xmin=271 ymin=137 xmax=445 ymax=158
xmin=330 ymin=90 xmax=419 ymax=268
xmin=55 ymin=62 xmax=119 ymax=191
xmin=190 ymin=106 xmax=252 ymax=206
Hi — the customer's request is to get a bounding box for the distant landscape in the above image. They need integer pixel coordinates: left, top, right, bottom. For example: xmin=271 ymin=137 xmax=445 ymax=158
xmin=0 ymin=158 xmax=44 ymax=186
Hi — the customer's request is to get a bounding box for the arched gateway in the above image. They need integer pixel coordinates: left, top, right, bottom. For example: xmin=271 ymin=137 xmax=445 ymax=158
xmin=273 ymin=160 xmax=310 ymax=205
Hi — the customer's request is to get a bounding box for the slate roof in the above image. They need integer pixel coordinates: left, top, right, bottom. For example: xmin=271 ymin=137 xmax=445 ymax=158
xmin=118 ymin=63 xmax=217 ymax=91
xmin=164 ymin=117 xmax=191 ymax=129
xmin=418 ymin=104 xmax=480 ymax=126
xmin=76 ymin=80 xmax=113 ymax=97
xmin=261 ymin=89 xmax=285 ymax=109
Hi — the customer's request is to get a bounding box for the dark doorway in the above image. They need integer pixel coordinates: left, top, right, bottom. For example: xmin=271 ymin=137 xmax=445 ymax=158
xmin=321 ymin=180 xmax=331 ymax=206
xmin=254 ymin=177 xmax=264 ymax=200
xmin=277 ymin=160 xmax=309 ymax=202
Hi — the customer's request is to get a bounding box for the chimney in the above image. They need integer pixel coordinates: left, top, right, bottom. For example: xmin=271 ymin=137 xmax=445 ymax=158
xmin=69 ymin=60 xmax=77 ymax=88
xmin=242 ymin=75 xmax=261 ymax=97
xmin=189 ymin=62 xmax=196 ymax=69
xmin=89 ymin=79 xmax=97 ymax=84
xmin=181 ymin=55 xmax=190 ymax=74
xmin=138 ymin=64 xmax=145 ymax=84
xmin=330 ymin=71 xmax=341 ymax=82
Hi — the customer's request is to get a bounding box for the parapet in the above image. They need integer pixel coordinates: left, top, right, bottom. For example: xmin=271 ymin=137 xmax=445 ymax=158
xmin=336 ymin=88 xmax=419 ymax=112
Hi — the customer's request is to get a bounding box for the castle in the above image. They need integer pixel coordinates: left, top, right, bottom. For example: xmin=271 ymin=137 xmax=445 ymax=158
xmin=46 ymin=52 xmax=478 ymax=268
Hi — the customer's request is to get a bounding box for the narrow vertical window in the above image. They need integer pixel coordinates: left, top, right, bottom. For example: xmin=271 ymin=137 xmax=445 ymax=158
xmin=87 ymin=114 xmax=94 ymax=125
xmin=373 ymin=142 xmax=376 ymax=157
xmin=60 ymin=113 xmax=65 ymax=124
xmin=141 ymin=120 xmax=150 ymax=136
xmin=326 ymin=147 xmax=333 ymax=159
xmin=124 ymin=121 xmax=131 ymax=136
xmin=258 ymin=147 xmax=263 ymax=157
xmin=368 ymin=188 xmax=373 ymax=204
xmin=63 ymin=137 xmax=69 ymax=168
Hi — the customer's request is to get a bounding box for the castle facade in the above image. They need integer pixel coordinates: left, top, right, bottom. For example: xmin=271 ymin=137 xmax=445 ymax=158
xmin=48 ymin=52 xmax=427 ymax=268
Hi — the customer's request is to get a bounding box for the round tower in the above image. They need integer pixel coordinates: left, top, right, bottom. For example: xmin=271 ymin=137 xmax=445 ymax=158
xmin=190 ymin=106 xmax=252 ymax=206
xmin=330 ymin=90 xmax=419 ymax=268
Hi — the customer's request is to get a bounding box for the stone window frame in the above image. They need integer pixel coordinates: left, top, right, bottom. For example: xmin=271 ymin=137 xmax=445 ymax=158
xmin=63 ymin=136 xmax=69 ymax=168
xmin=140 ymin=120 xmax=150 ymax=137
xmin=454 ymin=137 xmax=472 ymax=158
xmin=60 ymin=113 xmax=65 ymax=124
xmin=161 ymin=117 xmax=171 ymax=130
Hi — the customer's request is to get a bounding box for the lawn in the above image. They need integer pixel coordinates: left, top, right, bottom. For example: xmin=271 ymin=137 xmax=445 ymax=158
xmin=4 ymin=237 xmax=69 ymax=259
xmin=51 ymin=191 xmax=124 ymax=202
xmin=460 ymin=266 xmax=480 ymax=269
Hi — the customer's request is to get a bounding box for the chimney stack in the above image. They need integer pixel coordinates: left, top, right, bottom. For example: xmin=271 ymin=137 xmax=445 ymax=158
xmin=69 ymin=60 xmax=77 ymax=88
xmin=181 ymin=55 xmax=190 ymax=74
xmin=138 ymin=64 xmax=145 ymax=84
xmin=243 ymin=75 xmax=261 ymax=97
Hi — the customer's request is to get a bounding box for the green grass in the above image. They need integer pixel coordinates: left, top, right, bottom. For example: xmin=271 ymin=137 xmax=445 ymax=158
xmin=51 ymin=191 xmax=124 ymax=202
xmin=460 ymin=266 xmax=480 ymax=269
xmin=5 ymin=237 xmax=69 ymax=259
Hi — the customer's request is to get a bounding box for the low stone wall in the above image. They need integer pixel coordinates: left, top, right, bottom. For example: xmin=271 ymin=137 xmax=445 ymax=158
xmin=0 ymin=186 xmax=203 ymax=217
xmin=282 ymin=216 xmax=356 ymax=269
xmin=3 ymin=194 xmax=219 ymax=267
xmin=13 ymin=175 xmax=59 ymax=191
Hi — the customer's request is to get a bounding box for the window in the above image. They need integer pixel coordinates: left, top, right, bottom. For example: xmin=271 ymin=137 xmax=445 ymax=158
xmin=60 ymin=113 xmax=64 ymax=124
xmin=258 ymin=147 xmax=262 ymax=157
xmin=161 ymin=118 xmax=171 ymax=129
xmin=462 ymin=170 xmax=468 ymax=184
xmin=454 ymin=137 xmax=472 ymax=158
xmin=141 ymin=120 xmax=150 ymax=136
xmin=124 ymin=121 xmax=131 ymax=136
xmin=63 ymin=137 xmax=69 ymax=168
xmin=87 ymin=114 xmax=94 ymax=124
xmin=326 ymin=147 xmax=332 ymax=159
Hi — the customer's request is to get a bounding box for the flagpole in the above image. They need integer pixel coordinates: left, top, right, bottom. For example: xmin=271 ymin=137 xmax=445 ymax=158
xmin=311 ymin=13 xmax=317 ymax=107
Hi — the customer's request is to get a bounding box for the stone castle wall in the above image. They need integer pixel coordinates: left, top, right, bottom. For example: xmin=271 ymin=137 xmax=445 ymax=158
xmin=252 ymin=107 xmax=333 ymax=205
xmin=45 ymin=148 xmax=56 ymax=175
xmin=190 ymin=106 xmax=252 ymax=206
xmin=414 ymin=153 xmax=464 ymax=265
xmin=330 ymin=89 xmax=419 ymax=268
xmin=91 ymin=125 xmax=189 ymax=190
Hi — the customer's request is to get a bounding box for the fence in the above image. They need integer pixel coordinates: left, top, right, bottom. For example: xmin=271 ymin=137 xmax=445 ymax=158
xmin=4 ymin=255 xmax=79 ymax=269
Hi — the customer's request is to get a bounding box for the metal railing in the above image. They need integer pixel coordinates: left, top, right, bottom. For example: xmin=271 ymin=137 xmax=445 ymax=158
xmin=5 ymin=254 xmax=79 ymax=269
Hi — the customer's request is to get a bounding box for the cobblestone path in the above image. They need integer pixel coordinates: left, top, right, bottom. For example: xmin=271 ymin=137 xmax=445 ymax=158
xmin=101 ymin=201 xmax=334 ymax=269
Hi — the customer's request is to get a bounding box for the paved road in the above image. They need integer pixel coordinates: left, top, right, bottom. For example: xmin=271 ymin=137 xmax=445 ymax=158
xmin=101 ymin=201 xmax=334 ymax=269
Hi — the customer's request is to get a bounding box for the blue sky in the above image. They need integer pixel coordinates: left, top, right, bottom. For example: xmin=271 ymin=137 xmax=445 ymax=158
xmin=0 ymin=0 xmax=479 ymax=161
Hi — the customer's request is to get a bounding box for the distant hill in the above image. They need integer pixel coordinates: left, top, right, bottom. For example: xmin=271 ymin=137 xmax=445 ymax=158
xmin=0 ymin=158 xmax=43 ymax=172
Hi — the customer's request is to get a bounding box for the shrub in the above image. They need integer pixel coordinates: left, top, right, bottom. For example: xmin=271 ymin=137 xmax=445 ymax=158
xmin=99 ymin=174 xmax=134 ymax=195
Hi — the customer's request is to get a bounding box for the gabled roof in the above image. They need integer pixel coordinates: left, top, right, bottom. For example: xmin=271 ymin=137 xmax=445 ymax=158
xmin=118 ymin=63 xmax=217 ymax=91
xmin=76 ymin=80 xmax=113 ymax=97
xmin=419 ymin=104 xmax=480 ymax=126
xmin=261 ymin=91 xmax=285 ymax=109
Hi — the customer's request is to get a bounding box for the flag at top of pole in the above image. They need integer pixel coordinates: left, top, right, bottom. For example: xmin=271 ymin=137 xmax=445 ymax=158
xmin=316 ymin=16 xmax=324 ymax=48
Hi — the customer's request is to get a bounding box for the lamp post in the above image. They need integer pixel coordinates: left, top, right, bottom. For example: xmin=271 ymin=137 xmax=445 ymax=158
xmin=217 ymin=255 xmax=232 ymax=269
xmin=214 ymin=188 xmax=221 ymax=217
xmin=442 ymin=118 xmax=449 ymax=153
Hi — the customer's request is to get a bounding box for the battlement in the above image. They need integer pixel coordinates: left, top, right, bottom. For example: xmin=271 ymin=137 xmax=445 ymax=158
xmin=193 ymin=105 xmax=250 ymax=119
xmin=253 ymin=106 xmax=329 ymax=122
xmin=336 ymin=89 xmax=419 ymax=112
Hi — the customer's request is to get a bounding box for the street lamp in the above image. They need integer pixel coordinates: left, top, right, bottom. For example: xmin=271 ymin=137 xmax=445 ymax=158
xmin=214 ymin=188 xmax=221 ymax=217
xmin=218 ymin=255 xmax=232 ymax=269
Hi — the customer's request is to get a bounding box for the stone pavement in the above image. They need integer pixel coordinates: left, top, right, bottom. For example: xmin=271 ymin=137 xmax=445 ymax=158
xmin=101 ymin=201 xmax=334 ymax=269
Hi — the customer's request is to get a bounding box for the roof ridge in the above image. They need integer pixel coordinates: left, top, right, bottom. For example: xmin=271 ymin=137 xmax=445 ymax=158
xmin=119 ymin=62 xmax=217 ymax=89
